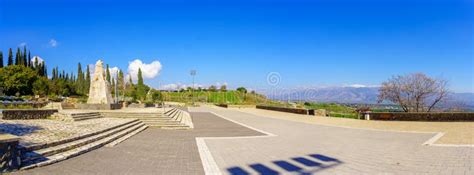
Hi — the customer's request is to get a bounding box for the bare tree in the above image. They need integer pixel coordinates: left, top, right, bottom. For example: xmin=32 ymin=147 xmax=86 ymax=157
xmin=378 ymin=73 xmax=448 ymax=112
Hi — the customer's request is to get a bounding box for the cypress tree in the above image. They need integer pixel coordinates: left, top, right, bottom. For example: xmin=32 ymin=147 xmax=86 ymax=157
xmin=137 ymin=68 xmax=146 ymax=100
xmin=27 ymin=51 xmax=31 ymax=67
xmin=118 ymin=70 xmax=124 ymax=95
xmin=77 ymin=63 xmax=84 ymax=94
xmin=15 ymin=48 xmax=21 ymax=65
xmin=23 ymin=46 xmax=27 ymax=66
xmin=34 ymin=57 xmax=39 ymax=69
xmin=106 ymin=64 xmax=111 ymax=83
xmin=7 ymin=48 xmax=13 ymax=66
xmin=85 ymin=65 xmax=91 ymax=94
xmin=0 ymin=51 xmax=3 ymax=68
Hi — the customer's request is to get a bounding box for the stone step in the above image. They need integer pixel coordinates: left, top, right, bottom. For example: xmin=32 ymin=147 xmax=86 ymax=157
xmin=21 ymin=120 xmax=142 ymax=163
xmin=105 ymin=125 xmax=148 ymax=147
xmin=21 ymin=121 xmax=147 ymax=170
xmin=72 ymin=116 xmax=102 ymax=121
xmin=21 ymin=119 xmax=139 ymax=152
xmin=70 ymin=112 xmax=101 ymax=116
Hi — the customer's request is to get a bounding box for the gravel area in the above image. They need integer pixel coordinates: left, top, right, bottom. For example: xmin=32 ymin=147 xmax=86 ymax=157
xmin=0 ymin=118 xmax=135 ymax=147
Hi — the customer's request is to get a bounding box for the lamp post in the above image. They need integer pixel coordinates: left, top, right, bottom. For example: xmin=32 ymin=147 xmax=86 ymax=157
xmin=190 ymin=70 xmax=196 ymax=106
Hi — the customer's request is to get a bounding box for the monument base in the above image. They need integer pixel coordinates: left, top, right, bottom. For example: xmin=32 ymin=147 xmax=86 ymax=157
xmin=76 ymin=104 xmax=122 ymax=110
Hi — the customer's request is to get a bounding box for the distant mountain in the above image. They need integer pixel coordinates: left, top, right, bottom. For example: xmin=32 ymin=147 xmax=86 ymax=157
xmin=267 ymin=87 xmax=474 ymax=110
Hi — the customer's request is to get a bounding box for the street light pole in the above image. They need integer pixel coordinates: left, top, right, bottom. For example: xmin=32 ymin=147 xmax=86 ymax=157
xmin=190 ymin=70 xmax=196 ymax=106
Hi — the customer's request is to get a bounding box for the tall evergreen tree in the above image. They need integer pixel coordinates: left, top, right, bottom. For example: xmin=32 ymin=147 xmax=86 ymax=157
xmin=106 ymin=64 xmax=111 ymax=83
xmin=7 ymin=48 xmax=13 ymax=66
xmin=15 ymin=48 xmax=21 ymax=65
xmin=76 ymin=63 xmax=84 ymax=94
xmin=0 ymin=51 xmax=3 ymax=68
xmin=85 ymin=65 xmax=91 ymax=94
xmin=22 ymin=46 xmax=27 ymax=66
xmin=27 ymin=51 xmax=31 ymax=67
xmin=136 ymin=68 xmax=146 ymax=100
xmin=118 ymin=70 xmax=125 ymax=95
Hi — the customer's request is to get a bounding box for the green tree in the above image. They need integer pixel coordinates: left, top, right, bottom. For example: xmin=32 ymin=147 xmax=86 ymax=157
xmin=0 ymin=65 xmax=38 ymax=95
xmin=208 ymin=85 xmax=217 ymax=92
xmin=7 ymin=48 xmax=13 ymax=66
xmin=15 ymin=48 xmax=21 ymax=65
xmin=136 ymin=68 xmax=147 ymax=100
xmin=33 ymin=77 xmax=50 ymax=96
xmin=236 ymin=87 xmax=247 ymax=93
xmin=220 ymin=85 xmax=227 ymax=92
xmin=76 ymin=63 xmax=84 ymax=94
xmin=106 ymin=64 xmax=111 ymax=83
xmin=85 ymin=65 xmax=91 ymax=94
xmin=117 ymin=69 xmax=125 ymax=96
xmin=23 ymin=46 xmax=27 ymax=67
xmin=27 ymin=51 xmax=31 ymax=67
xmin=0 ymin=51 xmax=3 ymax=68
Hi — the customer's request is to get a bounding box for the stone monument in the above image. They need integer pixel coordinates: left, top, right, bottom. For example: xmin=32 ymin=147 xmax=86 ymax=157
xmin=77 ymin=60 xmax=120 ymax=110
xmin=87 ymin=60 xmax=113 ymax=104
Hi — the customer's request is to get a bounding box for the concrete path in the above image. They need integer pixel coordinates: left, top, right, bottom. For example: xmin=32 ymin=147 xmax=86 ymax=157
xmin=192 ymin=107 xmax=473 ymax=175
xmin=16 ymin=112 xmax=263 ymax=175
xmin=16 ymin=107 xmax=474 ymax=174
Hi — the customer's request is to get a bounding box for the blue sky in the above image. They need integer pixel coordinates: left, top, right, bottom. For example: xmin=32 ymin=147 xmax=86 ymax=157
xmin=1 ymin=0 xmax=473 ymax=92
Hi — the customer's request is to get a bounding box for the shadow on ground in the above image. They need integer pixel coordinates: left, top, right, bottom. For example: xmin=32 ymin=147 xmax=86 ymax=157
xmin=0 ymin=123 xmax=42 ymax=136
xmin=227 ymin=153 xmax=343 ymax=175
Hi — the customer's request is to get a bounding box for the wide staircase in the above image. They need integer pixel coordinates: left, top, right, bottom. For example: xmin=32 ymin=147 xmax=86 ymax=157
xmin=164 ymin=108 xmax=194 ymax=129
xmin=51 ymin=111 xmax=102 ymax=121
xmin=101 ymin=108 xmax=193 ymax=129
xmin=20 ymin=119 xmax=147 ymax=170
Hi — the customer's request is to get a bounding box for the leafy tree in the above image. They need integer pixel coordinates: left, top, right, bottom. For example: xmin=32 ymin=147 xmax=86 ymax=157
xmin=208 ymin=85 xmax=217 ymax=92
xmin=0 ymin=51 xmax=3 ymax=68
xmin=220 ymin=85 xmax=227 ymax=92
xmin=33 ymin=77 xmax=50 ymax=96
xmin=236 ymin=87 xmax=247 ymax=93
xmin=0 ymin=65 xmax=38 ymax=95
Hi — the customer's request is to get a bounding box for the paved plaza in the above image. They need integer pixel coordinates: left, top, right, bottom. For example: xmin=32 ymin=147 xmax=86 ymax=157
xmin=16 ymin=107 xmax=474 ymax=174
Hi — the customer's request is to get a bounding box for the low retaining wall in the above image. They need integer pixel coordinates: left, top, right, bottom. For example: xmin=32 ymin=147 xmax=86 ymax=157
xmin=127 ymin=104 xmax=155 ymax=108
xmin=366 ymin=112 xmax=474 ymax=121
xmin=256 ymin=105 xmax=314 ymax=115
xmin=0 ymin=134 xmax=21 ymax=172
xmin=1 ymin=109 xmax=58 ymax=120
xmin=76 ymin=104 xmax=122 ymax=110
xmin=216 ymin=104 xmax=256 ymax=108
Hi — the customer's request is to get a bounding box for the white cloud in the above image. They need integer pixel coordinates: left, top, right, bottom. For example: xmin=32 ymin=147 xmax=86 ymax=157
xmin=108 ymin=67 xmax=120 ymax=80
xmin=127 ymin=59 xmax=162 ymax=81
xmin=49 ymin=39 xmax=58 ymax=47
xmin=18 ymin=42 xmax=27 ymax=47
xmin=30 ymin=56 xmax=44 ymax=66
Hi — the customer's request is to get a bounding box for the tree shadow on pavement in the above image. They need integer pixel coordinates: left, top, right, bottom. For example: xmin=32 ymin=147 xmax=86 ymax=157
xmin=0 ymin=123 xmax=42 ymax=136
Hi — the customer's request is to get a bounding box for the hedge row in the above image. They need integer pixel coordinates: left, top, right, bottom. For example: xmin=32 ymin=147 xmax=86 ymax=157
xmin=367 ymin=112 xmax=474 ymax=121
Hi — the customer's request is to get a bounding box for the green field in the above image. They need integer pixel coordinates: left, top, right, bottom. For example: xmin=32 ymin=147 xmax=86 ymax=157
xmin=162 ymin=91 xmax=268 ymax=105
xmin=303 ymin=102 xmax=359 ymax=119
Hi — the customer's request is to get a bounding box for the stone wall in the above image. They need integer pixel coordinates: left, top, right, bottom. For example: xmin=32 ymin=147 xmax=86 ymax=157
xmin=0 ymin=134 xmax=21 ymax=172
xmin=76 ymin=104 xmax=122 ymax=110
xmin=216 ymin=104 xmax=256 ymax=108
xmin=256 ymin=105 xmax=314 ymax=115
xmin=127 ymin=103 xmax=155 ymax=108
xmin=366 ymin=112 xmax=474 ymax=121
xmin=1 ymin=109 xmax=58 ymax=120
